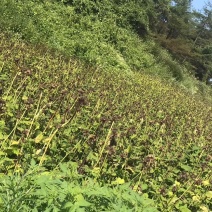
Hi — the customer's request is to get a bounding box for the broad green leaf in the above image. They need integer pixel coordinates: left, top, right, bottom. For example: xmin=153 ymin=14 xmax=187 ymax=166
xmin=35 ymin=133 xmax=43 ymax=143
xmin=22 ymin=96 xmax=28 ymax=101
xmin=112 ymin=177 xmax=125 ymax=185
xmin=75 ymin=199 xmax=91 ymax=207
xmin=180 ymin=164 xmax=192 ymax=172
xmin=35 ymin=149 xmax=42 ymax=155
xmin=75 ymin=194 xmax=85 ymax=202
xmin=192 ymin=195 xmax=200 ymax=202
xmin=11 ymin=140 xmax=20 ymax=145
xmin=0 ymin=120 xmax=5 ymax=129
xmin=60 ymin=163 xmax=68 ymax=173
xmin=74 ymin=194 xmax=91 ymax=207
xmin=141 ymin=184 xmax=148 ymax=191
xmin=0 ymin=151 xmax=6 ymax=156
xmin=169 ymin=195 xmax=178 ymax=204
xmin=205 ymin=191 xmax=212 ymax=199
xmin=179 ymin=205 xmax=191 ymax=212
xmin=63 ymin=202 xmax=73 ymax=209
xmin=30 ymin=159 xmax=36 ymax=167
xmin=91 ymin=167 xmax=100 ymax=176
xmin=202 ymin=180 xmax=210 ymax=186
xmin=200 ymin=206 xmax=209 ymax=212
xmin=0 ymin=132 xmax=6 ymax=140
xmin=174 ymin=181 xmax=180 ymax=186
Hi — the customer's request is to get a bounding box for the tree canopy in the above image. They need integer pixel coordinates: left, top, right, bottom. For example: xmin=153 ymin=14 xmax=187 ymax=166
xmin=59 ymin=0 xmax=212 ymax=80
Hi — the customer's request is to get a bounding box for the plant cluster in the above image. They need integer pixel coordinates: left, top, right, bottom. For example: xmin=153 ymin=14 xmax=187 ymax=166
xmin=0 ymin=33 xmax=211 ymax=211
xmin=0 ymin=160 xmax=157 ymax=212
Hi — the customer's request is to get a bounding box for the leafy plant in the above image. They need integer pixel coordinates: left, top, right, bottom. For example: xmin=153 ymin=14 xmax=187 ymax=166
xmin=0 ymin=0 xmax=212 ymax=211
xmin=0 ymin=160 xmax=158 ymax=211
xmin=0 ymin=32 xmax=211 ymax=211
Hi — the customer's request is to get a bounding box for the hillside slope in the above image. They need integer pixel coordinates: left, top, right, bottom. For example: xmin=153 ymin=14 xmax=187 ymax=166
xmin=0 ymin=0 xmax=212 ymax=211
xmin=1 ymin=0 xmax=212 ymax=101
xmin=0 ymin=33 xmax=211 ymax=211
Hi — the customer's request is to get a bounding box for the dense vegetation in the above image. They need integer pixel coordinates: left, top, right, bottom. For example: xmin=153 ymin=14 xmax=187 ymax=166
xmin=0 ymin=0 xmax=211 ymax=211
xmin=1 ymin=0 xmax=212 ymax=94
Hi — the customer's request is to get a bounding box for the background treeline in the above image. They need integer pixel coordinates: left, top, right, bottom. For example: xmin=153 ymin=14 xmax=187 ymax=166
xmin=54 ymin=0 xmax=212 ymax=81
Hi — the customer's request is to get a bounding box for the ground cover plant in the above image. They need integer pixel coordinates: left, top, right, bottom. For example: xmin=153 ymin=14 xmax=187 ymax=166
xmin=0 ymin=33 xmax=211 ymax=211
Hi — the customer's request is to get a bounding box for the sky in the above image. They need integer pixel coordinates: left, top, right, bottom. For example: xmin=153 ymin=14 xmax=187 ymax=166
xmin=191 ymin=0 xmax=209 ymax=11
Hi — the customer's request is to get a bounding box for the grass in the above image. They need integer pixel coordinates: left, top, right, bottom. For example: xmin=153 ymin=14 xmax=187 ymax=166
xmin=0 ymin=32 xmax=211 ymax=211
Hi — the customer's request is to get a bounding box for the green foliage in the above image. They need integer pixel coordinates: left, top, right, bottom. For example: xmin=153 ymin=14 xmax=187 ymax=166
xmin=0 ymin=1 xmax=211 ymax=211
xmin=0 ymin=0 xmax=150 ymax=72
xmin=0 ymin=34 xmax=211 ymax=211
xmin=0 ymin=160 xmax=157 ymax=211
xmin=0 ymin=0 xmax=202 ymax=87
xmin=151 ymin=0 xmax=212 ymax=81
xmin=1 ymin=0 xmax=212 ymax=94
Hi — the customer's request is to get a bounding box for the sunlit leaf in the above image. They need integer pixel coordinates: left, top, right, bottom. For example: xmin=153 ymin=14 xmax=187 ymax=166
xmin=205 ymin=191 xmax=212 ymax=199
xmin=11 ymin=140 xmax=20 ymax=145
xmin=202 ymin=180 xmax=210 ymax=186
xmin=200 ymin=205 xmax=209 ymax=212
xmin=112 ymin=177 xmax=125 ymax=185
xmin=35 ymin=133 xmax=43 ymax=143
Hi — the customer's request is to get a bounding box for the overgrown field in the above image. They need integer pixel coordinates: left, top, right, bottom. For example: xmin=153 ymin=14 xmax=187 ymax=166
xmin=0 ymin=33 xmax=211 ymax=211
